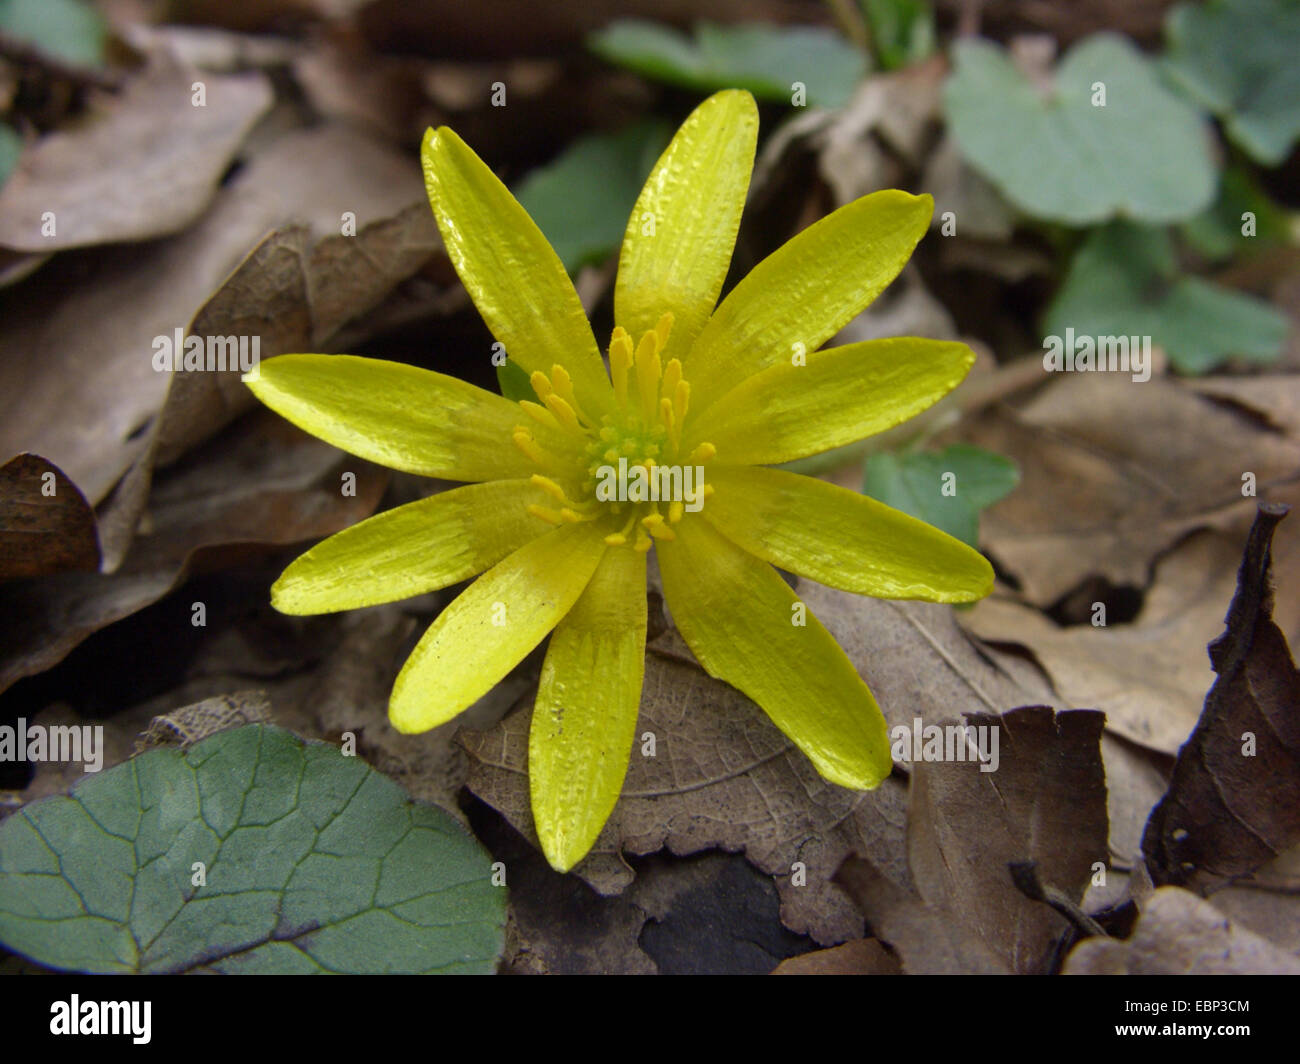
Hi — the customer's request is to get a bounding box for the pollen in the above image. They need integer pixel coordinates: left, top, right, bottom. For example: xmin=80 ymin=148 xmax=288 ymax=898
xmin=512 ymin=312 xmax=716 ymax=548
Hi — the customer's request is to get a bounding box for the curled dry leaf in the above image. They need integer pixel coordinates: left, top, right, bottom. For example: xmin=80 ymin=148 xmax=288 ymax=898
xmin=1142 ymin=503 xmax=1300 ymax=892
xmin=0 ymin=55 xmax=272 ymax=251
xmin=0 ymin=411 xmax=387 ymax=696
xmin=967 ymin=373 xmax=1300 ymax=606
xmin=835 ymin=706 xmax=1107 ymax=975
xmin=963 ymin=530 xmax=1243 ymax=755
xmin=1063 ymin=886 xmax=1300 ymax=974
xmin=0 ymin=454 xmax=99 ymax=579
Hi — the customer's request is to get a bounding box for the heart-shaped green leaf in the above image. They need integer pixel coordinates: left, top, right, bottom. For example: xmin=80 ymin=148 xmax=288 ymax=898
xmin=863 ymin=444 xmax=1018 ymax=548
xmin=1044 ymin=221 xmax=1288 ymax=375
xmin=0 ymin=724 xmax=505 ymax=973
xmin=514 ymin=120 xmax=670 ymax=274
xmin=588 ymin=20 xmax=868 ymax=109
xmin=1163 ymin=0 xmax=1300 ymax=165
xmin=945 ymin=34 xmax=1215 ymax=224
xmin=0 ymin=0 xmax=107 ymax=67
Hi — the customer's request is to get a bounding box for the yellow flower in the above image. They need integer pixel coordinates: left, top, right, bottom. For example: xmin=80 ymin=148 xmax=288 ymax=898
xmin=246 ymin=90 xmax=993 ymax=872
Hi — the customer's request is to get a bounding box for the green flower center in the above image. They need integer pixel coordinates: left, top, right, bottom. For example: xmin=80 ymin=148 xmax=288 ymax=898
xmin=509 ymin=312 xmax=716 ymax=551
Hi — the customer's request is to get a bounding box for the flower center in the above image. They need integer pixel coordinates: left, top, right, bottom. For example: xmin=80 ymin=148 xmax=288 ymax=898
xmin=510 ymin=312 xmax=716 ymax=552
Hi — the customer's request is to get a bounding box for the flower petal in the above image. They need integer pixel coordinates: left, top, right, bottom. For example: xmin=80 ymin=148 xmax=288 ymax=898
xmin=248 ymin=354 xmax=574 ymax=480
xmin=530 ymin=546 xmax=647 ymax=872
xmin=272 ymin=479 xmax=555 ymax=615
xmin=422 ymin=127 xmax=613 ymax=417
xmin=389 ymin=521 xmax=607 ymax=734
xmin=686 ymin=338 xmax=974 ymax=466
xmin=615 ymin=90 xmax=758 ymax=360
xmin=701 ymin=465 xmax=993 ymax=603
xmin=658 ymin=518 xmax=892 ymax=790
xmin=684 ymin=190 xmax=933 ymax=414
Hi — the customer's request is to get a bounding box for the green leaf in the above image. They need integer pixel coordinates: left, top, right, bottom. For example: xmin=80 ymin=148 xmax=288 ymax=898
xmin=1163 ymin=0 xmax=1300 ymax=166
xmin=1044 ymin=220 xmax=1288 ymax=375
xmin=0 ymin=0 xmax=107 ymax=67
xmin=0 ymin=724 xmax=506 ymax=973
xmin=862 ymin=444 xmax=1018 ymax=548
xmin=0 ymin=123 xmax=20 ymax=188
xmin=495 ymin=355 xmax=534 ymax=402
xmin=514 ymin=120 xmax=670 ymax=274
xmin=944 ymin=33 xmax=1215 ymax=224
xmin=1179 ymin=166 xmax=1292 ymax=260
xmin=587 ymin=20 xmax=868 ymax=109
xmin=861 ymin=0 xmax=935 ymax=71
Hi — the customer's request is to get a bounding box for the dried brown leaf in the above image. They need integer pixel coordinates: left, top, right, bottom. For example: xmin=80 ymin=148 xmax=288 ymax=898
xmin=1142 ymin=504 xmax=1300 ymax=892
xmin=967 ymin=374 xmax=1300 ymax=606
xmin=462 ymin=579 xmax=1057 ymax=945
xmin=0 ymin=56 xmax=272 ymax=251
xmin=0 ymin=454 xmax=99 ymax=579
xmin=1063 ymin=886 xmax=1300 ymax=974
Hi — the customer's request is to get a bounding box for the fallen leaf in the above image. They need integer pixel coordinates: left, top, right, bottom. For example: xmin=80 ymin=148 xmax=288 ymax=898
xmin=962 ymin=530 xmax=1241 ymax=755
xmin=1063 ymin=885 xmax=1300 ymax=974
xmin=462 ymin=579 xmax=1059 ymax=945
xmin=834 ymin=857 xmax=1006 ymax=973
xmin=0 ymin=54 xmax=272 ymax=250
xmin=1142 ymin=503 xmax=1300 ymax=892
xmin=0 ymin=453 xmax=99 ymax=579
xmin=0 ymin=122 xmax=434 ymax=514
xmin=770 ymin=937 xmax=901 ymax=975
xmin=0 ymin=410 xmax=387 ymax=695
xmin=905 ymin=706 xmax=1108 ymax=973
xmin=966 ymin=373 xmax=1300 ymax=606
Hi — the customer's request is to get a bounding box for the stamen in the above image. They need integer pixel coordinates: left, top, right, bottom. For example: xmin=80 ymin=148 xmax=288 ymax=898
xmin=519 ymin=400 xmax=560 ymax=430
xmin=512 ymin=427 xmax=548 ymax=465
xmin=549 ymin=364 xmax=593 ymax=428
xmin=530 ymin=474 xmax=569 ymax=503
xmin=659 ymin=396 xmax=678 ymax=451
xmin=609 ymin=328 xmax=633 ymax=408
xmin=529 ymin=371 xmax=553 ymax=400
xmin=641 ymin=512 xmax=676 ymax=541
xmin=661 ymin=358 xmax=682 ymax=404
xmin=668 ymin=500 xmax=684 ymax=524
xmin=604 ymin=509 xmax=639 ymax=546
xmin=633 ymin=526 xmax=653 ymax=553
xmin=527 ymin=504 xmax=564 ymax=525
xmin=673 ymin=379 xmax=690 ymax=426
xmin=653 ymin=312 xmax=674 ymax=352
xmin=688 ymin=442 xmax=716 ymax=464
xmin=542 ymin=393 xmax=582 ymax=432
xmin=634 ymin=329 xmax=663 ymax=423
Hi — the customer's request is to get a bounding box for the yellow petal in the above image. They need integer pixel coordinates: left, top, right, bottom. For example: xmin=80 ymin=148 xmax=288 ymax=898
xmin=615 ymin=90 xmax=758 ymax=361
xmin=701 ymin=466 xmax=993 ymax=603
xmin=272 ymin=479 xmax=556 ymax=614
xmin=422 ymin=127 xmax=614 ymax=418
xmin=247 ymin=354 xmax=574 ymax=480
xmin=530 ymin=546 xmax=647 ymax=872
xmin=658 ymin=518 xmax=891 ymax=790
xmin=685 ymin=338 xmax=974 ymax=466
xmin=389 ymin=521 xmax=607 ymax=734
xmin=684 ymin=190 xmax=934 ymax=415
